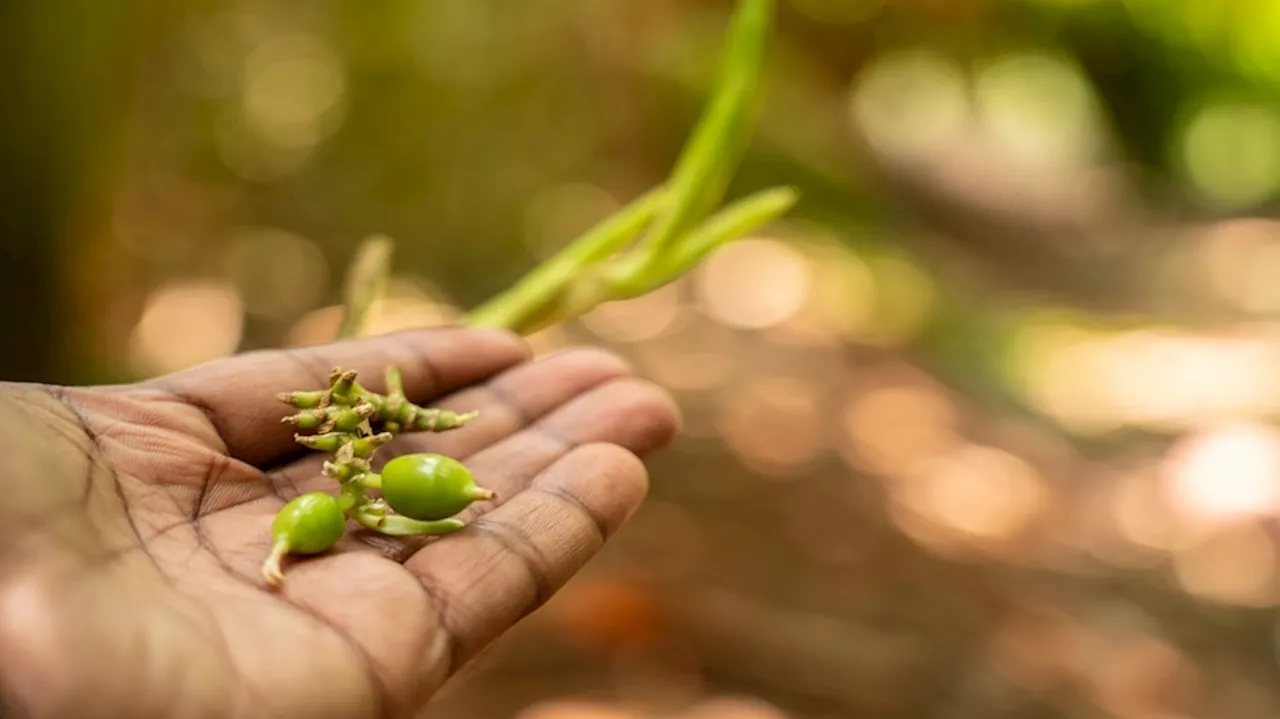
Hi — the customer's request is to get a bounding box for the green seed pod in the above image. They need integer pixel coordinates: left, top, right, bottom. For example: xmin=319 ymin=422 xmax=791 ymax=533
xmin=331 ymin=403 xmax=375 ymax=432
xmin=349 ymin=432 xmax=394 ymax=458
xmin=277 ymin=390 xmax=327 ymax=409
xmin=328 ymin=369 xmax=359 ymax=403
xmin=272 ymin=492 xmax=347 ymax=555
xmin=295 ymin=431 xmax=352 ymax=452
xmin=406 ymin=408 xmax=479 ymax=432
xmin=379 ymin=453 xmax=496 ymax=521
xmin=282 ymin=409 xmax=327 ymax=431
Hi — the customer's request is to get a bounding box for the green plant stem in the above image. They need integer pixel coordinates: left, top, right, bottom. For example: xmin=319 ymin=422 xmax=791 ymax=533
xmin=463 ymin=186 xmax=667 ymax=333
xmin=610 ymin=0 xmax=774 ymax=292
xmin=642 ymin=186 xmax=799 ymax=295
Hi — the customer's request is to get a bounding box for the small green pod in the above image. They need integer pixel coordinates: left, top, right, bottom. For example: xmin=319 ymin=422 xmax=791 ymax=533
xmin=277 ymin=390 xmax=326 ymax=409
xmin=294 ymin=432 xmax=350 ymax=453
xmin=380 ymin=453 xmax=496 ymax=521
xmin=272 ymin=492 xmax=347 ymax=555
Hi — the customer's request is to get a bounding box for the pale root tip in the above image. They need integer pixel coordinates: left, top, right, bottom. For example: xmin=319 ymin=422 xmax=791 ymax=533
xmin=262 ymin=559 xmax=284 ymax=589
xmin=262 ymin=541 xmax=289 ymax=589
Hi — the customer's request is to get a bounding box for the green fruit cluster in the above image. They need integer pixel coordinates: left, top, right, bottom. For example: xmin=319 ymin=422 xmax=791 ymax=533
xmin=261 ymin=365 xmax=496 ymax=588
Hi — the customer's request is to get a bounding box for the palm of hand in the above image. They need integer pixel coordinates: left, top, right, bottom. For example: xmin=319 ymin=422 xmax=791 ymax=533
xmin=0 ymin=328 xmax=679 ymax=719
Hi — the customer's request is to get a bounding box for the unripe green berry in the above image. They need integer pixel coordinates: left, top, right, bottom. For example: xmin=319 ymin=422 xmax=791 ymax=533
xmin=380 ymin=453 xmax=496 ymax=521
xmin=272 ymin=492 xmax=346 ymax=555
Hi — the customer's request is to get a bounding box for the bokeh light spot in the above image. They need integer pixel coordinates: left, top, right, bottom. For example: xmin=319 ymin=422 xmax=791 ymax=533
xmin=1173 ymin=521 xmax=1277 ymax=607
xmin=1177 ymin=97 xmax=1280 ymax=209
xmin=718 ymin=376 xmax=826 ymax=475
xmin=862 ymin=253 xmax=937 ymax=347
xmin=242 ymin=34 xmax=346 ymax=149
xmin=129 ymin=279 xmax=244 ymax=376
xmin=1197 ymin=218 xmax=1280 ymax=314
xmin=893 ymin=444 xmax=1050 ymax=548
xmin=286 ymin=305 xmax=343 ymax=347
xmin=682 ymin=696 xmax=792 ymax=719
xmin=1007 ymin=317 xmax=1280 ymax=434
xmin=789 ymin=240 xmax=877 ymax=340
xmin=581 ymin=282 xmax=685 ymax=343
xmin=514 ymin=701 xmax=642 ymax=719
xmin=841 ymin=381 xmax=960 ymax=475
xmin=695 ymin=238 xmax=811 ymax=330
xmin=222 ymin=227 xmax=329 ymax=320
xmin=986 ymin=602 xmax=1084 ymax=692
xmin=364 ymin=277 xmax=461 ymax=336
xmin=1163 ymin=422 xmax=1280 ymax=526
xmin=850 ymin=49 xmax=969 ymax=160
xmin=217 ymin=33 xmax=346 ymax=180
xmin=632 ymin=316 xmax=738 ymax=394
xmin=1112 ymin=467 xmax=1197 ymax=554
xmin=973 ymin=51 xmax=1102 ymax=167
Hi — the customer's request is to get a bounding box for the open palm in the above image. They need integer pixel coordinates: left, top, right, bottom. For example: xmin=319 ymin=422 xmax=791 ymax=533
xmin=0 ymin=327 xmax=679 ymax=719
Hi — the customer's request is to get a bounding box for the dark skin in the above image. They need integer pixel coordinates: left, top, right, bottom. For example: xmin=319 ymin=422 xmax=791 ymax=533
xmin=0 ymin=327 xmax=681 ymax=719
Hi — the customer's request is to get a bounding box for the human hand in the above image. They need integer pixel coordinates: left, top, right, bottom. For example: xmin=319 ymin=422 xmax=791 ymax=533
xmin=0 ymin=327 xmax=680 ymax=719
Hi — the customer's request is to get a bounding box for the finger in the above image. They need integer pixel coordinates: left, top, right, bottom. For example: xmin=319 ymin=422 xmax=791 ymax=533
xmin=268 ymin=347 xmax=636 ymax=500
xmin=450 ymin=376 xmax=680 ymax=522
xmin=143 ymin=327 xmax=530 ymax=468
xmin=378 ymin=347 xmax=636 ymax=462
xmin=404 ymin=443 xmax=650 ymax=675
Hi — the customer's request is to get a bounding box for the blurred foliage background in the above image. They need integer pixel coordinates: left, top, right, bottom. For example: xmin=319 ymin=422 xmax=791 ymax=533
xmin=6 ymin=0 xmax=1280 ymax=716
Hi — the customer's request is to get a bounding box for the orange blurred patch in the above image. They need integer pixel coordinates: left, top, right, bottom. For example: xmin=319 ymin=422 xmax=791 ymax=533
xmin=547 ymin=579 xmax=669 ymax=658
xmin=680 ymin=696 xmax=791 ymax=719
xmin=515 ymin=700 xmax=644 ymax=719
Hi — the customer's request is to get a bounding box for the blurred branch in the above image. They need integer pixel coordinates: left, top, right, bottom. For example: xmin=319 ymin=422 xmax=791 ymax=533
xmin=337 ymin=234 xmax=394 ymax=340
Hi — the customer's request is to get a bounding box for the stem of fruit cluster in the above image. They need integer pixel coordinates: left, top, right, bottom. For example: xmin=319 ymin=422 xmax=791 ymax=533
xmin=607 ymin=0 xmax=775 ymax=294
xmin=372 ymin=515 xmax=467 ymax=537
xmin=462 ymin=185 xmax=668 ymax=334
xmin=632 ymin=186 xmax=800 ymax=297
xmin=463 ymin=0 xmax=785 ymax=332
